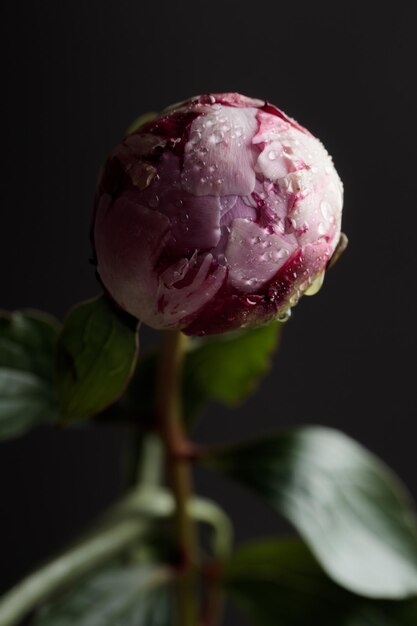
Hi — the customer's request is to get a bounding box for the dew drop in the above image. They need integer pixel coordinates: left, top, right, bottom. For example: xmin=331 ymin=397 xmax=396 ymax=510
xmin=299 ymin=279 xmax=310 ymax=291
xmin=320 ymin=201 xmax=331 ymax=221
xmin=277 ymin=309 xmax=292 ymax=322
xmin=209 ymin=132 xmax=224 ymax=145
xmin=189 ymin=130 xmax=202 ymax=145
xmin=289 ymin=292 xmax=300 ymax=306
xmin=305 ymin=271 xmax=325 ymax=296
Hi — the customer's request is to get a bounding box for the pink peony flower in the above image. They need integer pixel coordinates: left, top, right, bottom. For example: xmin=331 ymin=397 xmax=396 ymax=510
xmin=93 ymin=93 xmax=343 ymax=335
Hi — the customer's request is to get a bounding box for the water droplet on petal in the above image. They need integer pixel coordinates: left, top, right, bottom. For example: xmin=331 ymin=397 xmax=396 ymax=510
xmin=189 ymin=130 xmax=202 ymax=145
xmin=305 ymin=271 xmax=325 ymax=296
xmin=209 ymin=132 xmax=224 ymax=145
xmin=320 ymin=201 xmax=332 ymax=220
xmin=277 ymin=308 xmax=292 ymax=322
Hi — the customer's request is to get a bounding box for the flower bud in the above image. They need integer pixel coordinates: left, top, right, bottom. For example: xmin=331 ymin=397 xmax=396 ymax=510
xmin=93 ymin=93 xmax=343 ymax=335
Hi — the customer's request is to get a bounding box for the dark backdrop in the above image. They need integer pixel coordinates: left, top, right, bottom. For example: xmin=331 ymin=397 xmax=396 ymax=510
xmin=1 ymin=2 xmax=417 ymax=624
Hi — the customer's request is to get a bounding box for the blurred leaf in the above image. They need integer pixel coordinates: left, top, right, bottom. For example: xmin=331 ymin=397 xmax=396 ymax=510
xmin=57 ymin=296 xmax=140 ymax=422
xmin=206 ymin=426 xmax=417 ymax=598
xmin=0 ymin=310 xmax=60 ymax=440
xmin=224 ymin=537 xmax=417 ymax=626
xmin=35 ymin=563 xmax=173 ymax=626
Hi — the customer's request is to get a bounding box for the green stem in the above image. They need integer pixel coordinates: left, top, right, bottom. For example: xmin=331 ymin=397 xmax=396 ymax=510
xmin=0 ymin=518 xmax=146 ymax=626
xmin=156 ymin=330 xmax=199 ymax=626
xmin=136 ymin=433 xmax=164 ymax=487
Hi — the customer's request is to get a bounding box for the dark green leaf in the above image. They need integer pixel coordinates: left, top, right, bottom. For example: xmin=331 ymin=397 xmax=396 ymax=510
xmin=206 ymin=426 xmax=417 ymax=598
xmin=0 ymin=310 xmax=60 ymax=440
xmin=57 ymin=296 xmax=140 ymax=422
xmin=35 ymin=563 xmax=172 ymax=626
xmin=224 ymin=537 xmax=417 ymax=626
xmin=109 ymin=323 xmax=282 ymax=429
xmin=183 ymin=322 xmax=282 ymax=420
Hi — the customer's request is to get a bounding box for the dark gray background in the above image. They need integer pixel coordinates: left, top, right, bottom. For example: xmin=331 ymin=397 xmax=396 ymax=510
xmin=1 ymin=2 xmax=416 ymax=624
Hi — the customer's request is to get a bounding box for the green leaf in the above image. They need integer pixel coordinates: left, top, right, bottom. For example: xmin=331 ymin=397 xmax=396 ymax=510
xmin=183 ymin=322 xmax=282 ymax=420
xmin=35 ymin=563 xmax=172 ymax=626
xmin=0 ymin=310 xmax=60 ymax=440
xmin=110 ymin=323 xmax=282 ymax=429
xmin=224 ymin=537 xmax=417 ymax=626
xmin=57 ymin=296 xmax=140 ymax=422
xmin=206 ymin=426 xmax=417 ymax=599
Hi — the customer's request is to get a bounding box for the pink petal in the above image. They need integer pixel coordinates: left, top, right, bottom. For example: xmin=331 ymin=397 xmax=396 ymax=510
xmin=156 ymin=253 xmax=227 ymax=327
xmin=252 ymin=111 xmax=291 ymax=144
xmin=256 ymin=140 xmax=290 ymax=181
xmin=163 ymin=195 xmax=222 ymax=256
xmin=182 ymin=106 xmax=259 ymax=196
xmin=94 ymin=194 xmax=170 ymax=322
xmin=225 ymin=218 xmax=297 ymax=292
xmin=220 ymin=196 xmax=258 ymax=226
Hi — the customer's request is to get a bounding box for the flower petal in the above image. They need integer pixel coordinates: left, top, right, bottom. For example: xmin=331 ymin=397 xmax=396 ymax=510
xmin=225 ymin=218 xmax=297 ymax=292
xmin=156 ymin=253 xmax=227 ymax=327
xmin=94 ymin=194 xmax=170 ymax=322
xmin=182 ymin=106 xmax=259 ymax=196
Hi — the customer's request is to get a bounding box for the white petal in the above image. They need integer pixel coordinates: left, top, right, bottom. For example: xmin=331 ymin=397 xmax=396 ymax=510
xmin=156 ymin=254 xmax=227 ymax=326
xmin=182 ymin=106 xmax=258 ymax=196
xmin=225 ymin=219 xmax=297 ymax=292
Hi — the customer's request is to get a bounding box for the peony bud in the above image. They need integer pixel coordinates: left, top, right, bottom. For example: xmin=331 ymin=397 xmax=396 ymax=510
xmin=93 ymin=93 xmax=343 ymax=335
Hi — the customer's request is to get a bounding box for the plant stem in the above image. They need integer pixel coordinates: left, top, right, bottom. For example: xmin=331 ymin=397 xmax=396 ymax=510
xmin=156 ymin=330 xmax=199 ymax=626
xmin=0 ymin=518 xmax=146 ymax=626
xmin=136 ymin=433 xmax=164 ymax=487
